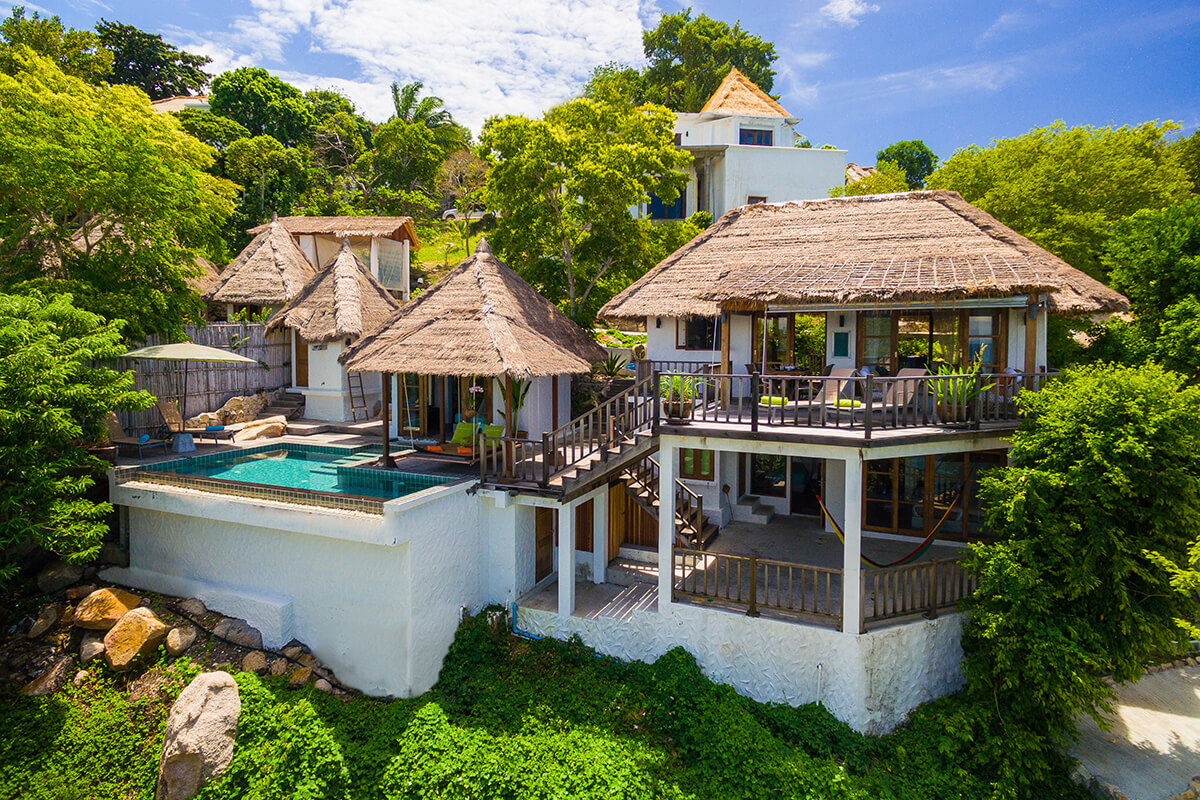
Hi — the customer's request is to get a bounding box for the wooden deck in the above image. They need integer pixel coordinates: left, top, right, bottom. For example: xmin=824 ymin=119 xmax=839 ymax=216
xmin=519 ymin=579 xmax=657 ymax=620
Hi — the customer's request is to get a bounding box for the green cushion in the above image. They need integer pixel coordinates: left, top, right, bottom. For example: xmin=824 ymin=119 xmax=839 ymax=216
xmin=450 ymin=422 xmax=476 ymax=447
xmin=482 ymin=424 xmax=504 ymax=438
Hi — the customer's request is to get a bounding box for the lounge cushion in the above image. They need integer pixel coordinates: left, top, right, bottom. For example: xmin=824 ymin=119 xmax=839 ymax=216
xmin=425 ymin=445 xmax=444 ymax=453
xmin=450 ymin=422 xmax=476 ymax=447
xmin=482 ymin=424 xmax=504 ymax=438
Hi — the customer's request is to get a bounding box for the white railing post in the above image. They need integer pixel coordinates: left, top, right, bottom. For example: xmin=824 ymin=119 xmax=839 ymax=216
xmin=592 ymin=488 xmax=609 ymax=585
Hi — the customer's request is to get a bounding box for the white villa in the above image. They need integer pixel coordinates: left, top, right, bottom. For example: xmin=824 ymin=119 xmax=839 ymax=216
xmin=647 ymin=67 xmax=847 ymax=221
xmin=105 ymin=191 xmax=1128 ymax=734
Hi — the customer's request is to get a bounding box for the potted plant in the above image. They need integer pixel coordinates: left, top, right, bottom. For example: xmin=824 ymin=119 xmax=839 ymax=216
xmin=659 ymin=375 xmax=695 ymax=422
xmin=930 ymin=356 xmax=993 ymax=423
xmin=463 ymin=381 xmax=484 ymax=422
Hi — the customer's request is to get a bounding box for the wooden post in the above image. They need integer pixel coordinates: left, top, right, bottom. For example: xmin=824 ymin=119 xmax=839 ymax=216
xmin=1024 ymin=292 xmax=1039 ymax=373
xmin=927 ymin=559 xmax=940 ymax=619
xmin=380 ymin=372 xmax=392 ymax=469
xmin=747 ymin=556 xmax=760 ymax=617
xmin=504 ymin=374 xmax=515 ymax=437
xmin=719 ymin=311 xmax=731 ymax=408
xmin=863 ymin=373 xmax=873 ymax=439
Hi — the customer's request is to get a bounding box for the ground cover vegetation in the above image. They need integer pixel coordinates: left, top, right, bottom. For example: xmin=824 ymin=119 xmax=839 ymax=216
xmin=0 ymin=609 xmax=1093 ymax=800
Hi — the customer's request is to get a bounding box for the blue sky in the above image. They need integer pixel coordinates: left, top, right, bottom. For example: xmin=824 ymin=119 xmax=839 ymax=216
xmin=33 ymin=0 xmax=1200 ymax=165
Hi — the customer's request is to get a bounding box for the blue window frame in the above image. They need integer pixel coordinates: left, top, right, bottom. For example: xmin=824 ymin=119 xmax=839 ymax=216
xmin=739 ymin=128 xmax=773 ymax=146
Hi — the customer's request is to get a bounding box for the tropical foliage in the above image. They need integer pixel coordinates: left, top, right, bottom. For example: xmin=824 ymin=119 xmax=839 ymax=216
xmin=830 ymin=160 xmax=908 ymax=197
xmin=0 ymin=292 xmax=151 ymax=583
xmin=875 ymin=140 xmax=938 ymax=189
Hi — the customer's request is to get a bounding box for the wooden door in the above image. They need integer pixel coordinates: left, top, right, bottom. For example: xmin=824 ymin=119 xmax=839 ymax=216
xmin=294 ymin=332 xmax=309 ymax=387
xmin=535 ymin=507 xmax=554 ymax=581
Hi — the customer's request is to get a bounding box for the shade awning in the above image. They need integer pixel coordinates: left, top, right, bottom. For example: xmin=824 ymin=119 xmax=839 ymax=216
xmin=120 ymin=342 xmax=259 ymax=364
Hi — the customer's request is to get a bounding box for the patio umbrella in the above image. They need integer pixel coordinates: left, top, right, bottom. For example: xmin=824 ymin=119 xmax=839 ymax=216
xmin=121 ymin=342 xmax=259 ymax=422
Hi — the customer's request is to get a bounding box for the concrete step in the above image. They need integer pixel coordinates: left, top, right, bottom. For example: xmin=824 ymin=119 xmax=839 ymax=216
xmin=734 ymin=495 xmax=775 ymax=525
xmin=262 ymin=405 xmax=303 ymax=419
xmin=606 ymin=557 xmax=658 ymax=587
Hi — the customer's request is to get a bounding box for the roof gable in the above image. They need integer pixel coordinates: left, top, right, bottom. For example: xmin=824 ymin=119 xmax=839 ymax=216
xmin=700 ymin=67 xmax=792 ymax=119
xmin=265 ymin=238 xmax=400 ymax=342
xmin=341 ymin=239 xmax=606 ymax=377
xmin=205 ymin=217 xmax=317 ymax=306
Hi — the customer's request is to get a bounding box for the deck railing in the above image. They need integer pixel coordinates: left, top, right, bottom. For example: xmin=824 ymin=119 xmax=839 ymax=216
xmin=673 ymin=548 xmax=973 ymax=631
xmin=634 ymin=359 xmax=718 ymax=382
xmin=625 ymin=454 xmax=705 ymax=545
xmin=655 ymin=370 xmax=1054 ymax=438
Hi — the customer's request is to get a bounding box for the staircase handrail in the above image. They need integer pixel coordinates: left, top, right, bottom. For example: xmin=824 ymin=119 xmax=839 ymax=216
xmin=625 ymin=453 xmax=705 ymax=543
xmin=539 ymin=375 xmax=655 ymax=486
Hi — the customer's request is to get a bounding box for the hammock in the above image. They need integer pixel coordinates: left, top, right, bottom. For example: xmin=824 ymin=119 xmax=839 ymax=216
xmin=814 ymin=491 xmax=960 ymax=569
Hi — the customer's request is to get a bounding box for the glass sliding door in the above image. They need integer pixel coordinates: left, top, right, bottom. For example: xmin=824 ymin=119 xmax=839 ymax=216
xmin=863 ymin=450 xmax=1007 ymax=541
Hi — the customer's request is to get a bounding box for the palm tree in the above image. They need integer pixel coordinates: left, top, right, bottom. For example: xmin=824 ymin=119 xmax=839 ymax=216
xmin=389 ymin=81 xmax=470 ymax=152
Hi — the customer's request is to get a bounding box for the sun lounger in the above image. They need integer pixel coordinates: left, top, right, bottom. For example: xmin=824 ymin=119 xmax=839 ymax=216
xmin=155 ymin=400 xmax=236 ymax=445
xmin=105 ymin=412 xmax=168 ymax=457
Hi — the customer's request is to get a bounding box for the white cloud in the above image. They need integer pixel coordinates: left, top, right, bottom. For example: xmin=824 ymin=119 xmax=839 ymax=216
xmin=819 ymin=0 xmax=879 ymax=27
xmin=976 ymin=11 xmax=1031 ymax=45
xmin=170 ymin=0 xmax=656 ymax=133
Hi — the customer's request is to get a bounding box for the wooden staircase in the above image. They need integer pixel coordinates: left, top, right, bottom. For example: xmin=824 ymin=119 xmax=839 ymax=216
xmin=622 ymin=453 xmax=718 ymax=549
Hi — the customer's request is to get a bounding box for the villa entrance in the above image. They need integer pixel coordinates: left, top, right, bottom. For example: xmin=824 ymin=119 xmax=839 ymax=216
xmin=747 ymin=455 xmax=824 ymax=518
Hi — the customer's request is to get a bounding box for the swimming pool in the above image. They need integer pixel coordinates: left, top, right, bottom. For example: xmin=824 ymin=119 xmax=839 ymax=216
xmin=132 ymin=443 xmax=458 ymax=504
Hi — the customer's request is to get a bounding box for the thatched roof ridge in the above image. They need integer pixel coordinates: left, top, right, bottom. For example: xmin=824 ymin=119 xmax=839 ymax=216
xmin=247 ymin=215 xmax=419 ymax=247
xmin=700 ymin=67 xmax=793 ymax=119
xmin=205 ymin=217 xmax=316 ymax=305
xmin=265 ymin=237 xmax=400 ymax=342
xmin=341 ymin=239 xmax=606 ymax=377
xmin=600 ymin=191 xmax=1128 ymax=319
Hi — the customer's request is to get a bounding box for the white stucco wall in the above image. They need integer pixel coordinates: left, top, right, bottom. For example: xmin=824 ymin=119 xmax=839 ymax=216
xmin=826 ymin=310 xmax=857 ymax=370
xmin=104 ymin=479 xmax=480 ymax=698
xmin=720 ymin=147 xmax=846 ymax=210
xmin=302 ymin=342 xmax=383 ymax=422
xmin=517 ymin=600 xmax=963 ymax=734
xmin=645 ymin=315 xmax=753 ymax=375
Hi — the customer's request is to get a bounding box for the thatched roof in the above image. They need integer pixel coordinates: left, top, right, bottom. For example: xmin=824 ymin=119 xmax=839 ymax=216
xmin=247 ymin=215 xmax=419 ymax=247
xmin=189 ymin=256 xmax=221 ymax=296
xmin=845 ymin=163 xmax=877 ymax=183
xmin=700 ymin=67 xmax=793 ymax=119
xmin=341 ymin=239 xmax=606 ymax=378
xmin=600 ymin=191 xmax=1128 ymax=320
xmin=205 ymin=217 xmax=316 ymax=305
xmin=265 ymin=237 xmax=400 ymax=343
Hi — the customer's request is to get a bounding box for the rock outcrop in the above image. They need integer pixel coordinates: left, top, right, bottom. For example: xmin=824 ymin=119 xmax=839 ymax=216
xmin=22 ymin=657 xmax=73 ymax=696
xmin=211 ymin=618 xmax=262 ymax=650
xmin=231 ymin=415 xmax=287 ymax=442
xmin=156 ymin=671 xmax=241 ymax=800
xmin=104 ymin=608 xmax=170 ymax=671
xmin=36 ymin=561 xmax=83 ymax=594
xmin=186 ymin=392 xmax=272 ymax=429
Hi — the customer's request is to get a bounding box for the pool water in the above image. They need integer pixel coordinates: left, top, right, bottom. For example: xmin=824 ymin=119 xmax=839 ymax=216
xmin=142 ymin=444 xmax=456 ymax=500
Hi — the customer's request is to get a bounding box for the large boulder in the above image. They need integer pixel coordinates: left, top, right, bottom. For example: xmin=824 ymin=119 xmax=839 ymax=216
xmin=231 ymin=416 xmax=286 ymax=443
xmin=187 ymin=392 xmax=271 ymax=428
xmin=166 ymin=627 xmax=198 ymax=657
xmin=22 ymin=657 xmax=73 ymax=696
xmin=36 ymin=561 xmax=83 ymax=594
xmin=156 ymin=671 xmax=241 ymax=800
xmin=211 ymin=618 xmax=262 ymax=650
xmin=104 ymin=607 xmax=170 ymax=671
xmin=74 ymin=588 xmax=142 ymax=630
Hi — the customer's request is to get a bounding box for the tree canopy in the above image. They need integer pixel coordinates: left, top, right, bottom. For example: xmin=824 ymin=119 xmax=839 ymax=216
xmin=0 ymin=6 xmax=111 ymax=83
xmin=956 ymin=363 xmax=1200 ymax=793
xmin=0 ymin=49 xmax=235 ymax=339
xmin=94 ymin=19 xmax=210 ymax=99
xmin=210 ymin=67 xmax=315 ymax=148
xmin=927 ymin=121 xmax=1194 ymax=280
xmin=583 ymin=10 xmax=777 ymax=113
xmin=481 ymin=98 xmax=693 ymax=322
xmin=0 ymin=291 xmax=151 ymax=582
xmin=875 ymin=140 xmax=937 ymax=189
xmin=829 ymin=160 xmax=908 ymax=197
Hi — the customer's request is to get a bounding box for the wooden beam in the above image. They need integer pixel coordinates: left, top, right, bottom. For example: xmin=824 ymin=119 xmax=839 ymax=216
xmin=719 ymin=311 xmax=731 ymax=408
xmin=380 ymin=372 xmax=392 ymax=469
xmin=1024 ymin=293 xmax=1039 ymax=373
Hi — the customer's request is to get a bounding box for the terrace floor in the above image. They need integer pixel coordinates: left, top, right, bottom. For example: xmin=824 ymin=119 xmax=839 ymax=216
xmin=518 ymin=516 xmax=967 ymax=628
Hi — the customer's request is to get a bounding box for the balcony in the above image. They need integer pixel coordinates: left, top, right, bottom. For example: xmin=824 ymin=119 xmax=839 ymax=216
xmin=652 ymin=369 xmax=1052 ymax=445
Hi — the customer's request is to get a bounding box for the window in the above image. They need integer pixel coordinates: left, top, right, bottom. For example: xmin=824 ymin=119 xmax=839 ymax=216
xmin=680 ymin=449 xmax=714 ymax=480
xmin=677 ymin=317 xmax=721 ymax=350
xmin=967 ymin=313 xmax=1003 ymax=371
xmin=859 ymin=311 xmax=894 ymax=369
xmin=739 ymin=128 xmax=773 ymax=146
xmin=863 ymin=450 xmax=1008 ymax=541
xmin=747 ymin=195 xmax=768 ymax=205
xmin=648 ymin=192 xmax=685 ymax=220
xmin=672 ymin=133 xmax=682 ymax=146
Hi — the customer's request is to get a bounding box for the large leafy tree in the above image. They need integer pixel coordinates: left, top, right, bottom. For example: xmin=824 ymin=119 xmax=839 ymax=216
xmin=481 ymin=98 xmax=692 ymax=322
xmin=1097 ymin=198 xmax=1200 ymax=377
xmin=927 ymin=121 xmax=1193 ymax=280
xmin=225 ymin=135 xmax=307 ymax=224
xmin=94 ymin=20 xmax=211 ymax=99
xmin=353 ymin=119 xmax=444 ymax=217
xmin=0 ymin=291 xmax=152 ymax=582
xmin=0 ymin=6 xmax=111 ymax=83
xmin=0 ymin=49 xmax=235 ymax=339
xmin=210 ymin=67 xmax=314 ymax=148
xmin=875 ymin=140 xmax=938 ymax=189
xmin=954 ymin=363 xmax=1200 ymax=795
xmin=640 ymin=9 xmax=777 ymax=112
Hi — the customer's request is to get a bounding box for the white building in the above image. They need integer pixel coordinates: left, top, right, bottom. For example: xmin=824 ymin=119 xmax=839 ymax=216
xmin=106 ymin=193 xmax=1129 ymax=735
xmin=646 ymin=67 xmax=846 ymax=222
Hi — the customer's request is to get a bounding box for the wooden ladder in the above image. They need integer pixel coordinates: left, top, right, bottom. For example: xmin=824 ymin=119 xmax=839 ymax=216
xmin=348 ymin=372 xmax=369 ymax=421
